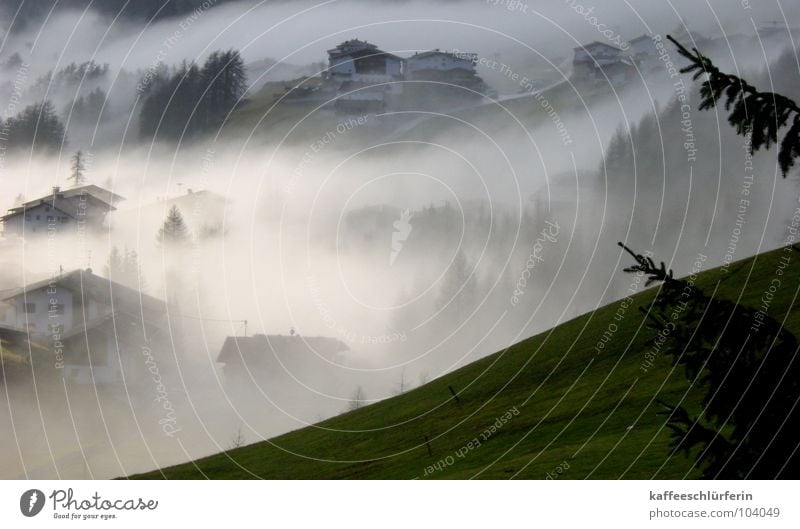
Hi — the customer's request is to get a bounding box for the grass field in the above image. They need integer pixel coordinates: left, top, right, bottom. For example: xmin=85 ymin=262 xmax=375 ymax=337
xmin=130 ymin=245 xmax=800 ymax=479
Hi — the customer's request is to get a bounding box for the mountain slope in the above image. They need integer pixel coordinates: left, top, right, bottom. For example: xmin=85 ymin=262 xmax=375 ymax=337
xmin=131 ymin=245 xmax=800 ymax=479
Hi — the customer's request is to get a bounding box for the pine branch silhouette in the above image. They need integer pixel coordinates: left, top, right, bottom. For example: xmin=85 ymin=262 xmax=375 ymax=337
xmin=668 ymin=35 xmax=800 ymax=175
xmin=620 ymin=243 xmax=800 ymax=478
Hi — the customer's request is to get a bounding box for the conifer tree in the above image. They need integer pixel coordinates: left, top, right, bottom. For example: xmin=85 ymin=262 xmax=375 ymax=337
xmin=69 ymin=150 xmax=87 ymax=187
xmin=669 ymin=35 xmax=800 ymax=175
xmin=619 ymin=243 xmax=800 ymax=478
xmin=156 ymin=205 xmax=191 ymax=248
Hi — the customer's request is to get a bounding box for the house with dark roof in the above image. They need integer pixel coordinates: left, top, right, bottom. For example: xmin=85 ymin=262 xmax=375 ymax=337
xmin=406 ymin=50 xmax=477 ymax=77
xmin=217 ymin=333 xmax=348 ymax=389
xmin=327 ymin=39 xmax=404 ymax=79
xmin=1 ymin=185 xmax=123 ymax=238
xmin=0 ymin=268 xmax=169 ymax=386
xmin=627 ymin=34 xmax=660 ymax=71
xmin=326 ymin=39 xmax=407 ymax=114
xmin=573 ymin=41 xmax=635 ymax=85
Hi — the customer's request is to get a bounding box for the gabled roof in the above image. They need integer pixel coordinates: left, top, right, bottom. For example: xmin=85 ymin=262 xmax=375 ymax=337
xmin=2 ymin=192 xmax=116 ymax=222
xmin=1 ymin=201 xmax=77 ymax=222
xmin=574 ymin=41 xmax=623 ymax=52
xmin=217 ymin=334 xmax=349 ymax=365
xmin=327 ymin=39 xmax=381 ymax=59
xmin=409 ymin=50 xmax=475 ymax=61
xmin=628 ymin=34 xmax=653 ymax=44
xmin=0 ymin=269 xmax=166 ymax=317
xmin=62 ymin=185 xmax=125 ymax=206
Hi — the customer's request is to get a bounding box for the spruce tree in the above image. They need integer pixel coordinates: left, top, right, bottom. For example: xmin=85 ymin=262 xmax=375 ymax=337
xmin=669 ymin=35 xmax=800 ymax=175
xmin=620 ymin=243 xmax=800 ymax=478
xmin=69 ymin=150 xmax=87 ymax=187
xmin=156 ymin=205 xmax=191 ymax=248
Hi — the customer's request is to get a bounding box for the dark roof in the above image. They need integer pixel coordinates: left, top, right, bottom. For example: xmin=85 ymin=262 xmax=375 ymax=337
xmin=2 ymin=192 xmax=115 ymax=221
xmin=327 ymin=39 xmax=378 ymax=57
xmin=574 ymin=41 xmax=622 ymax=52
xmin=0 ymin=323 xmax=29 ymax=341
xmin=217 ymin=334 xmax=349 ymax=365
xmin=0 ymin=269 xmax=166 ymax=317
xmin=62 ymin=185 xmax=125 ymax=206
xmin=337 ymin=48 xmax=404 ymax=62
xmin=628 ymin=34 xmax=653 ymax=44
xmin=410 ymin=50 xmax=476 ymax=61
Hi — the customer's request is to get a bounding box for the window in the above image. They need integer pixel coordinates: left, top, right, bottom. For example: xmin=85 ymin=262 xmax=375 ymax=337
xmin=24 ymin=303 xmax=35 ymax=314
xmin=49 ymin=303 xmax=64 ymax=315
xmin=35 ymin=215 xmax=40 ymax=220
xmin=47 ymin=216 xmax=54 ymax=222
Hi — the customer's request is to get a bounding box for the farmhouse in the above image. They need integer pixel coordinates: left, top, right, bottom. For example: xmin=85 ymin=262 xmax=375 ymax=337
xmin=1 ymin=185 xmax=123 ymax=238
xmin=327 ymin=39 xmax=404 ymax=79
xmin=217 ymin=333 xmax=348 ymax=390
xmin=0 ymin=269 xmax=170 ymax=387
xmin=406 ymin=50 xmax=478 ymax=77
xmin=572 ymin=41 xmax=634 ymax=85
xmin=323 ymin=40 xmax=486 ymax=114
xmin=627 ymin=34 xmax=659 ymax=72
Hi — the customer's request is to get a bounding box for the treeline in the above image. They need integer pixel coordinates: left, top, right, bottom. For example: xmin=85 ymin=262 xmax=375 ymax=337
xmin=0 ymin=101 xmax=66 ymax=152
xmin=0 ymin=49 xmax=245 ymax=153
xmin=138 ymin=50 xmax=247 ymax=141
xmin=1 ymin=0 xmax=238 ymax=31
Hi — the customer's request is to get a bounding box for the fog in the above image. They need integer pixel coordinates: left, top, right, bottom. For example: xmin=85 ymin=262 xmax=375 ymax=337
xmin=0 ymin=0 xmax=798 ymax=478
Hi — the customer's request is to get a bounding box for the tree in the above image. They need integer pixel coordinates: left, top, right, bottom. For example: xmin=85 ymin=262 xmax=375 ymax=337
xmin=105 ymin=246 xmax=147 ymax=291
xmin=156 ymin=205 xmax=191 ymax=248
xmin=4 ymin=100 xmax=66 ymax=152
xmin=620 ymin=243 xmax=800 ymax=478
xmin=348 ymin=386 xmax=367 ymax=411
xmin=395 ymin=369 xmax=407 ymax=395
xmin=69 ymin=150 xmax=87 ymax=187
xmin=229 ymin=426 xmax=245 ymax=450
xmin=138 ymin=49 xmax=247 ymax=142
xmin=200 ymin=50 xmax=247 ymax=129
xmin=669 ymin=35 xmax=800 ymax=175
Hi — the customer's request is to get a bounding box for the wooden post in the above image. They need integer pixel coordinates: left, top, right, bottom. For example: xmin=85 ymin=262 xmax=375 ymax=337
xmin=448 ymin=385 xmax=460 ymax=403
xmin=424 ymin=435 xmax=433 ymax=456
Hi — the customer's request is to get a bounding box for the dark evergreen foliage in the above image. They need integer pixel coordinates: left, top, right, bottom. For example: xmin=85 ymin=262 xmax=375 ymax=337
xmin=157 ymin=205 xmax=191 ymax=248
xmin=2 ymin=1 xmax=238 ymax=30
xmin=1 ymin=100 xmax=66 ymax=151
xmin=138 ymin=50 xmax=247 ymax=142
xmin=620 ymin=243 xmax=800 ymax=478
xmin=669 ymin=35 xmax=800 ymax=175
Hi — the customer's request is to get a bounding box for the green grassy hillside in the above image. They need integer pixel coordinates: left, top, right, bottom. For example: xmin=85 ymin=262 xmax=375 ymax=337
xmin=131 ymin=246 xmax=800 ymax=479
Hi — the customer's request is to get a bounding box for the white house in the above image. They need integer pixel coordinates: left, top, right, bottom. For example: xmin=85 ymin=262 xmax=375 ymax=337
xmin=405 ymin=50 xmax=478 ymax=77
xmin=1 ymin=185 xmax=123 ymax=238
xmin=327 ymin=39 xmax=404 ymax=79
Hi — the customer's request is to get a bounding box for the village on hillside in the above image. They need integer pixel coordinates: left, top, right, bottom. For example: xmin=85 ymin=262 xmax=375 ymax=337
xmin=1 ymin=21 xmax=798 ymax=439
xmin=2 ymin=21 xmax=798 ymax=403
xmin=266 ymin=23 xmax=800 ymax=118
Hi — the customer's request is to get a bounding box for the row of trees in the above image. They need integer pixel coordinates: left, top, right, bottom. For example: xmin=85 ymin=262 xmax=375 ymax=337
xmin=0 ymin=101 xmax=66 ymax=151
xmin=1 ymin=49 xmax=246 ymax=153
xmin=2 ymin=0 xmax=238 ymax=30
xmin=138 ymin=50 xmax=247 ymax=141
